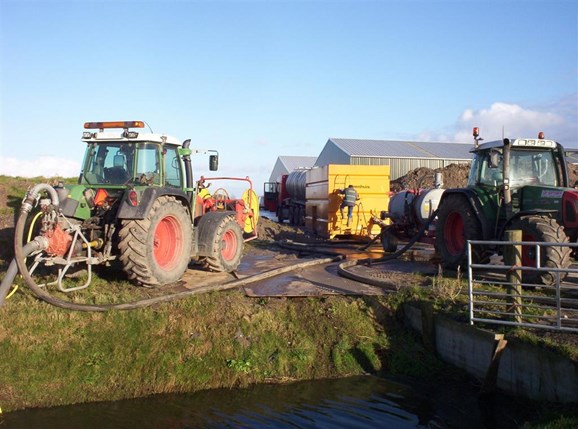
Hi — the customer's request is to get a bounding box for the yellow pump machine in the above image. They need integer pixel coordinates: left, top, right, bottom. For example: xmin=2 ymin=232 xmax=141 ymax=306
xmin=305 ymin=164 xmax=390 ymax=239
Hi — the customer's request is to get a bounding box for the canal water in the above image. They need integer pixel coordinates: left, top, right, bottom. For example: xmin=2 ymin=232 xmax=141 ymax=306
xmin=3 ymin=375 xmax=535 ymax=428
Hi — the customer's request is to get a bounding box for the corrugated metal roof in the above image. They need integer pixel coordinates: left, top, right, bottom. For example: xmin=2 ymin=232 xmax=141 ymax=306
xmin=279 ymin=156 xmax=317 ymax=171
xmin=329 ymin=138 xmax=472 ymax=160
xmin=268 ymin=156 xmax=317 ymax=182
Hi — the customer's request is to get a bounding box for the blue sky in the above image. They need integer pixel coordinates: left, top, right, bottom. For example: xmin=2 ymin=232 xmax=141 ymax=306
xmin=1 ymin=0 xmax=576 ymax=196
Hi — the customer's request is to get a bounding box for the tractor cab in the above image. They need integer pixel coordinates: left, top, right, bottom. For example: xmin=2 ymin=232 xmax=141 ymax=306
xmin=467 ymin=132 xmax=569 ymax=217
xmin=81 ymin=121 xmax=186 ymax=189
xmin=469 ymin=137 xmax=565 ymax=189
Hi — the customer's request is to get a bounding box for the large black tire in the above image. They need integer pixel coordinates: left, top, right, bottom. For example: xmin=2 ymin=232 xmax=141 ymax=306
xmin=509 ymin=215 xmax=571 ymax=285
xmin=435 ymin=194 xmax=487 ymax=269
xmin=118 ymin=196 xmax=192 ymax=286
xmin=197 ymin=213 xmax=243 ymax=272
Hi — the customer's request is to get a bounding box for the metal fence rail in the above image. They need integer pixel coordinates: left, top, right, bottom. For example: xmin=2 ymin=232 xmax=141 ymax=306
xmin=467 ymin=239 xmax=578 ymax=333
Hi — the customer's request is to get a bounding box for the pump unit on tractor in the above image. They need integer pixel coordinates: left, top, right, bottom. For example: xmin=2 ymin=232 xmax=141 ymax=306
xmin=378 ymin=127 xmax=578 ymax=285
xmin=13 ymin=121 xmax=259 ymax=291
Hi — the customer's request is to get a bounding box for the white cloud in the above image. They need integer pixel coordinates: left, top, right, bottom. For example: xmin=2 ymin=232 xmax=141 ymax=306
xmin=454 ymin=102 xmax=565 ymax=143
xmin=417 ymin=94 xmax=578 ymax=148
xmin=0 ymin=156 xmax=80 ymax=178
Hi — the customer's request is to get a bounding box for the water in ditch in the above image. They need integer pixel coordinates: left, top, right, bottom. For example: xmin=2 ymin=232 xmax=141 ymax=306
xmin=2 ymin=375 xmax=540 ymax=428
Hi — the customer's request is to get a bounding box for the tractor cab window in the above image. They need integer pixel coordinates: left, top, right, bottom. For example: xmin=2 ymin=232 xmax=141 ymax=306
xmin=509 ymin=149 xmax=557 ymax=188
xmin=164 ymin=146 xmax=182 ymax=188
xmin=81 ymin=142 xmax=161 ymax=186
xmin=134 ymin=143 xmax=161 ymax=185
xmin=478 ymin=150 xmax=503 ymax=187
xmin=82 ymin=143 xmax=135 ymax=185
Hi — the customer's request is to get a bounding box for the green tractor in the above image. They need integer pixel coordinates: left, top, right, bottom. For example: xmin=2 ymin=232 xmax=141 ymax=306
xmin=15 ymin=121 xmax=259 ymax=289
xmin=435 ymin=128 xmax=575 ymax=284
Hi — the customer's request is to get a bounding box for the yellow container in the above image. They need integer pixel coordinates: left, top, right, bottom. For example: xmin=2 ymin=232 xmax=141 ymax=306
xmin=305 ymin=164 xmax=390 ymax=239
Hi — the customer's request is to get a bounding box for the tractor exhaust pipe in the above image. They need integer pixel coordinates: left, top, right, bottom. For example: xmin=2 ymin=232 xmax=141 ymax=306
xmin=182 ymin=139 xmax=193 ymax=194
xmin=503 ymin=138 xmax=512 ymax=218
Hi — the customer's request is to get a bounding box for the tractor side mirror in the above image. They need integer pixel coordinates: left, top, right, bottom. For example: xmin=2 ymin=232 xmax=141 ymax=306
xmin=488 ymin=151 xmax=501 ymax=169
xmin=209 ymin=154 xmax=219 ymax=171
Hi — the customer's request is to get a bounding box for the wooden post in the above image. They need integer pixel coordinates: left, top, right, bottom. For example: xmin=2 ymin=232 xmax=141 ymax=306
xmin=504 ymin=229 xmax=522 ymax=323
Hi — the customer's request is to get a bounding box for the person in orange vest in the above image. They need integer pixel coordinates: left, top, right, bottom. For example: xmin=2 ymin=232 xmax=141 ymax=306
xmin=339 ymin=185 xmax=358 ymax=227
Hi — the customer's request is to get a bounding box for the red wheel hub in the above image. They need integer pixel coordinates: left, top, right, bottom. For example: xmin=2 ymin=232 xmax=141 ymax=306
xmin=221 ymin=229 xmax=238 ymax=261
xmin=153 ymin=215 xmax=183 ymax=270
xmin=444 ymin=211 xmax=465 ymax=255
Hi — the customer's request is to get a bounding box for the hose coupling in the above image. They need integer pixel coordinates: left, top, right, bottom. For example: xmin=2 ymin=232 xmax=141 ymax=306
xmin=20 ymin=192 xmax=38 ymax=214
xmin=21 ymin=184 xmax=60 ymax=214
xmin=32 ymin=235 xmax=50 ymax=252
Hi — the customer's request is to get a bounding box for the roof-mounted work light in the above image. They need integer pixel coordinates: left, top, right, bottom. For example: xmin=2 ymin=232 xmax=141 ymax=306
xmin=84 ymin=121 xmax=145 ymax=130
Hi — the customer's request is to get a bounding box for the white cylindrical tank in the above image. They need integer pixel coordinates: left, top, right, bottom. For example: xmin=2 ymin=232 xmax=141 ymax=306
xmin=388 ymin=191 xmax=415 ymax=220
xmin=414 ymin=188 xmax=445 ymax=223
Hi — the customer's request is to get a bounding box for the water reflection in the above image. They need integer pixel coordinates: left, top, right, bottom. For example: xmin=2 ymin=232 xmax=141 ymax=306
xmin=3 ymin=375 xmax=521 ymax=428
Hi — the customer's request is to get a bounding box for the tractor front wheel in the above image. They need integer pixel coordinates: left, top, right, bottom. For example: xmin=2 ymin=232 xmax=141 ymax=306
xmin=118 ymin=196 xmax=192 ymax=286
xmin=435 ymin=194 xmax=486 ymax=270
xmin=198 ymin=213 xmax=243 ymax=272
xmin=509 ymin=215 xmax=571 ymax=285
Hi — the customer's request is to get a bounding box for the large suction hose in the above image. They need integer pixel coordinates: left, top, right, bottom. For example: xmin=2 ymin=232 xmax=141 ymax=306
xmin=0 ymin=182 xmax=60 ymax=306
xmin=337 ymin=210 xmax=439 ymax=286
xmin=0 ymin=239 xmax=47 ymax=306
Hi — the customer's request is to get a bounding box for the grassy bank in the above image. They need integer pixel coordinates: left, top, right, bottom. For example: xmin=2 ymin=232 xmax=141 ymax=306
xmin=1 ymin=281 xmax=431 ymax=412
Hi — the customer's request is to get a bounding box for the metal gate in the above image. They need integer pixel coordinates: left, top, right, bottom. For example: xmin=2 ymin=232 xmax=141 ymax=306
xmin=467 ymin=239 xmax=578 ymax=332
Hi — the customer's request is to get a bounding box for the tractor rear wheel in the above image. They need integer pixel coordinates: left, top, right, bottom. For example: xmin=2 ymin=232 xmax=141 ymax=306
xmin=198 ymin=213 xmax=243 ymax=272
xmin=435 ymin=194 xmax=487 ymax=269
xmin=118 ymin=196 xmax=192 ymax=286
xmin=509 ymin=215 xmax=571 ymax=285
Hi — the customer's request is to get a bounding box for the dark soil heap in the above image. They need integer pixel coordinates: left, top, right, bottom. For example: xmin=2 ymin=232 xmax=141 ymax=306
xmin=391 ymin=164 xmax=470 ymax=192
xmin=391 ymin=162 xmax=578 ymax=193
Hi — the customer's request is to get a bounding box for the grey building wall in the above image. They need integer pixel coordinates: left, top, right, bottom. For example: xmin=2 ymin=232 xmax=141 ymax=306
xmin=315 ymin=138 xmax=472 ymax=181
xmin=350 ymin=156 xmax=471 ymax=180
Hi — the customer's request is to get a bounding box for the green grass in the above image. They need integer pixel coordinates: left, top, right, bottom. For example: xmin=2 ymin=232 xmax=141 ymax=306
xmin=0 ymin=282 xmax=400 ymax=412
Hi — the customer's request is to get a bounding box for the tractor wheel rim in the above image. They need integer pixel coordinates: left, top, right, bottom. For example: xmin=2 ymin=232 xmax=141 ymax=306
xmin=445 ymin=212 xmax=464 ymax=255
xmin=153 ymin=215 xmax=183 ymax=270
xmin=221 ymin=229 xmax=238 ymax=261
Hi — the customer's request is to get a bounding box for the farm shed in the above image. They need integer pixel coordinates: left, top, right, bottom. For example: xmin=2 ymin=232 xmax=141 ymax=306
xmin=268 ymin=156 xmax=317 ymax=182
xmin=315 ymin=138 xmax=472 ymax=180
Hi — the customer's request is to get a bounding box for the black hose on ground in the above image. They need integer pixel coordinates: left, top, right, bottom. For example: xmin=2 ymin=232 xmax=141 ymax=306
xmin=337 ymin=210 xmax=438 ymax=286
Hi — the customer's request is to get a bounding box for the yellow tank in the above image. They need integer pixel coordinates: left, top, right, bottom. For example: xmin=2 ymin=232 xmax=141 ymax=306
xmin=305 ymin=164 xmax=390 ymax=239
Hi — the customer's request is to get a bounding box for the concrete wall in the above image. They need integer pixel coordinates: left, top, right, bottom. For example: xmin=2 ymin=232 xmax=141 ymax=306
xmin=404 ymin=303 xmax=578 ymax=403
